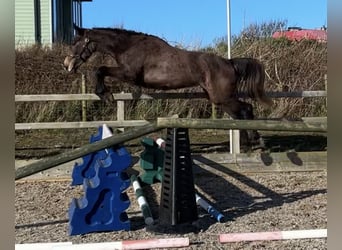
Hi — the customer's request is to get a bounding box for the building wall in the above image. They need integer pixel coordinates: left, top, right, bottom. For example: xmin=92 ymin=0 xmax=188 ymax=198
xmin=40 ymin=0 xmax=53 ymax=44
xmin=15 ymin=0 xmax=53 ymax=47
xmin=15 ymin=0 xmax=90 ymax=47
xmin=15 ymin=0 xmax=36 ymax=46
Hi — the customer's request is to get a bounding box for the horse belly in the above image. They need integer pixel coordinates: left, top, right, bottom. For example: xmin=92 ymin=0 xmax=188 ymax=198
xmin=143 ymin=62 xmax=200 ymax=90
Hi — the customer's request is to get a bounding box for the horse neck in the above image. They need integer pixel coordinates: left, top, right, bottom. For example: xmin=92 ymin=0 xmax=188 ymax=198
xmin=92 ymin=30 xmax=136 ymax=55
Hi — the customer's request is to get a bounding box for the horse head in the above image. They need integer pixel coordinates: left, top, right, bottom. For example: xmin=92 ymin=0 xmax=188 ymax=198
xmin=63 ymin=25 xmax=97 ymax=72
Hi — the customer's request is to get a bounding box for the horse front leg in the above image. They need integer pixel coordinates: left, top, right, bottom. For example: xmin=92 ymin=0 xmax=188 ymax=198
xmin=91 ymin=66 xmax=115 ymax=104
xmin=92 ymin=65 xmax=136 ymax=104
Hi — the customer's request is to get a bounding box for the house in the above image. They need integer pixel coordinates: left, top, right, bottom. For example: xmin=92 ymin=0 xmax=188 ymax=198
xmin=272 ymin=26 xmax=327 ymax=42
xmin=15 ymin=0 xmax=92 ymax=47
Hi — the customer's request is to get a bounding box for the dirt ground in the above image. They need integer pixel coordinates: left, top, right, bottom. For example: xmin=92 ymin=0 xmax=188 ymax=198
xmin=15 ymin=168 xmax=327 ymax=249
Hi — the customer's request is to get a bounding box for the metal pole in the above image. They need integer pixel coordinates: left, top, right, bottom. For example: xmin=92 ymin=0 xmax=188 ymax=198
xmin=227 ymin=0 xmax=240 ymax=154
xmin=226 ymin=0 xmax=231 ymax=59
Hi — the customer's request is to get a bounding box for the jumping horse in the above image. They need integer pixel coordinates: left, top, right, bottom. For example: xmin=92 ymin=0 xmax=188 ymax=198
xmin=63 ymin=26 xmax=272 ymax=147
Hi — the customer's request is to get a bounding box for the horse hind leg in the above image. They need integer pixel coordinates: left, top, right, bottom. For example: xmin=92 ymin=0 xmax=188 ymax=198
xmin=222 ymin=100 xmax=263 ymax=149
xmin=239 ymin=102 xmax=263 ymax=146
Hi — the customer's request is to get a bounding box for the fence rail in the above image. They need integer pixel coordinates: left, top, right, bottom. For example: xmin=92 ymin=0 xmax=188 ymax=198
xmin=15 ymin=91 xmax=327 ymax=102
xmin=15 ymin=90 xmax=326 ymax=130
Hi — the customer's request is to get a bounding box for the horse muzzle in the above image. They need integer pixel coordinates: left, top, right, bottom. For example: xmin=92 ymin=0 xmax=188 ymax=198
xmin=63 ymin=55 xmax=78 ymax=72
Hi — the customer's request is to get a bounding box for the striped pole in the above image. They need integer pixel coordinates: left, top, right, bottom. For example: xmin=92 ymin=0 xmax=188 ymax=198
xmin=20 ymin=237 xmax=190 ymax=250
xmin=195 ymin=193 xmax=224 ymax=223
xmin=131 ymin=175 xmax=154 ymax=225
xmin=219 ymin=229 xmax=327 ymax=243
xmin=15 ymin=242 xmax=72 ymax=250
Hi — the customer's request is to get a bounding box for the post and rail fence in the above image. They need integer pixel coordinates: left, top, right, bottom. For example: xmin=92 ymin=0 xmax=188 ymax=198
xmin=15 ymin=90 xmax=327 ymax=130
xmin=15 ymin=88 xmax=327 ymax=179
xmin=15 ymin=88 xmax=327 ymax=155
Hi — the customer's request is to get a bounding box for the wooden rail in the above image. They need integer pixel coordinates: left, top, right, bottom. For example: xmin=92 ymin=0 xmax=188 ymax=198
xmin=15 ymin=90 xmax=327 ymax=102
xmin=15 ymin=91 xmax=327 ymax=130
xmin=157 ymin=118 xmax=327 ymax=133
xmin=15 ymin=120 xmax=150 ymax=130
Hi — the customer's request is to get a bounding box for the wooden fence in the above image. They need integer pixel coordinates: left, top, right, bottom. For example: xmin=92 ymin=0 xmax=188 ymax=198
xmin=15 ymin=90 xmax=327 ymax=130
xmin=15 ymin=90 xmax=327 ymax=154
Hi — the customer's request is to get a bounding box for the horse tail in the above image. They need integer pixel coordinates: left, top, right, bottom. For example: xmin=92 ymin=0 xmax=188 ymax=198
xmin=230 ymin=58 xmax=273 ymax=108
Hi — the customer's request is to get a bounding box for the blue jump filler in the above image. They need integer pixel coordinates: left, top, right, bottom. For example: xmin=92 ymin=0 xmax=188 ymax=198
xmin=69 ymin=125 xmax=132 ymax=235
xmin=71 ymin=125 xmax=112 ymax=185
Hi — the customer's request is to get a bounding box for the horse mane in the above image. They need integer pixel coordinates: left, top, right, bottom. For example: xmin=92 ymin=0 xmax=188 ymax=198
xmin=92 ymin=27 xmax=155 ymax=38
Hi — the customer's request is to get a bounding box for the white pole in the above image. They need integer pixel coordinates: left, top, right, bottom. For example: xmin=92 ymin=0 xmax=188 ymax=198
xmin=226 ymin=0 xmax=231 ymax=60
xmin=219 ymin=229 xmax=327 ymax=243
xmin=227 ymin=0 xmax=240 ymax=154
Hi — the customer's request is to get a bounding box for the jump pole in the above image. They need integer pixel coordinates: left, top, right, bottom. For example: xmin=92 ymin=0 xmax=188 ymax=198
xmin=15 ymin=242 xmax=72 ymax=250
xmin=15 ymin=237 xmax=190 ymax=250
xmin=195 ymin=193 xmax=224 ymax=223
xmin=15 ymin=123 xmax=162 ymax=180
xmin=131 ymin=174 xmax=154 ymax=225
xmin=219 ymin=229 xmax=327 ymax=243
xmin=157 ymin=118 xmax=327 ymax=133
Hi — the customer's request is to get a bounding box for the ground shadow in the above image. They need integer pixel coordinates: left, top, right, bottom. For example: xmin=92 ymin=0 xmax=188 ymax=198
xmin=192 ymin=155 xmax=326 ymax=231
xmin=260 ymin=151 xmax=304 ymax=166
xmin=262 ymin=134 xmax=327 ymax=152
xmin=15 ymin=219 xmax=69 ymax=229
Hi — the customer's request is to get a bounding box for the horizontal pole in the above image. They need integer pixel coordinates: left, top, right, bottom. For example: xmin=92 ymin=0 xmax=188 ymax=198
xmin=15 ymin=90 xmax=326 ymax=102
xmin=15 ymin=242 xmax=72 ymax=250
xmin=157 ymin=118 xmax=327 ymax=133
xmin=219 ymin=229 xmax=327 ymax=243
xmin=15 ymin=238 xmax=190 ymax=250
xmin=266 ymin=90 xmax=326 ymax=98
xmin=15 ymin=120 xmax=150 ymax=130
xmin=15 ymin=123 xmax=162 ymax=180
xmin=14 ymin=92 xmax=207 ymax=102
xmin=15 ymin=117 xmax=327 ymax=131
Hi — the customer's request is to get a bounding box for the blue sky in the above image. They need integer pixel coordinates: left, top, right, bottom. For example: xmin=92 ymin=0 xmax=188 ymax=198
xmin=82 ymin=0 xmax=327 ymax=47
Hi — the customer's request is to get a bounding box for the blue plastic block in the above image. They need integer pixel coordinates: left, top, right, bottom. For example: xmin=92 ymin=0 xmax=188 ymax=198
xmin=69 ymin=147 xmax=132 ymax=235
xmin=71 ymin=126 xmax=114 ymax=185
xmin=71 ymin=149 xmax=109 ymax=185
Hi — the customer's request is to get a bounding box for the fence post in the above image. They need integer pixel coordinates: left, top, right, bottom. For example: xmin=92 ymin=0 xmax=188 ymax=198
xmin=324 ymin=74 xmax=327 ymax=108
xmin=81 ymin=74 xmax=87 ymax=122
xmin=117 ymin=91 xmax=125 ymax=132
xmin=211 ymin=104 xmax=217 ymax=119
xmin=230 ymin=129 xmax=240 ymax=154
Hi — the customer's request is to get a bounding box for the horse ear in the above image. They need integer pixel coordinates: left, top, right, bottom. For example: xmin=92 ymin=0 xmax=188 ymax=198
xmin=73 ymin=24 xmax=86 ymax=36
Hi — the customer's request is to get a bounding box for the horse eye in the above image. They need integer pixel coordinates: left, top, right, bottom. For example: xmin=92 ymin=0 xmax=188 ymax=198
xmin=85 ymin=38 xmax=89 ymax=43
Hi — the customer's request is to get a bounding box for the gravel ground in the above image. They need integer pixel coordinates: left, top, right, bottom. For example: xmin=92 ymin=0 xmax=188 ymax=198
xmin=15 ymin=164 xmax=327 ymax=249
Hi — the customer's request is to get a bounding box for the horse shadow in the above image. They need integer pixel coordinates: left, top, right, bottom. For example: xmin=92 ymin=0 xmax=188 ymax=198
xmin=259 ymin=151 xmax=304 ymax=166
xmin=190 ymin=155 xmax=326 ymax=232
xmin=130 ymin=151 xmax=326 ymax=233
